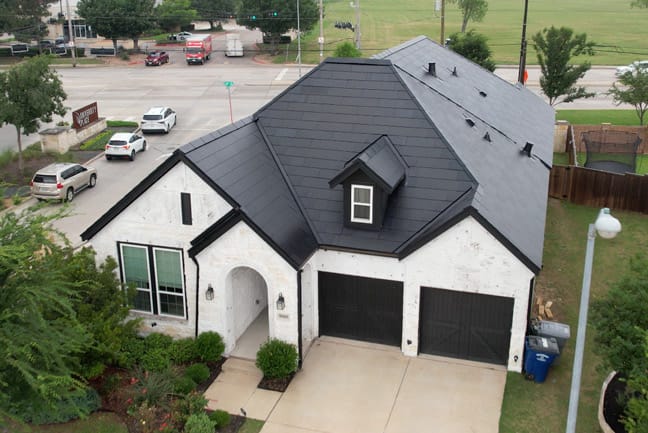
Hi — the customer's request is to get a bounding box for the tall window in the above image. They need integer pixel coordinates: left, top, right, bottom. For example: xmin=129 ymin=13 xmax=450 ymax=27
xmin=351 ymin=184 xmax=373 ymax=224
xmin=120 ymin=244 xmax=186 ymax=318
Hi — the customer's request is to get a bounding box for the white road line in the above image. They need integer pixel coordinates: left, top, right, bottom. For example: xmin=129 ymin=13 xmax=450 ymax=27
xmin=275 ymin=68 xmax=288 ymax=81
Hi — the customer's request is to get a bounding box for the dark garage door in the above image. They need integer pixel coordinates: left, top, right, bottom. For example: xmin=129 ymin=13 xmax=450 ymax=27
xmin=319 ymin=272 xmax=403 ymax=347
xmin=419 ymin=287 xmax=514 ymax=365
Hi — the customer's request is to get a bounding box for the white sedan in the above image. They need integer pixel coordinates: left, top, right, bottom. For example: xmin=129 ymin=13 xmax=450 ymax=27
xmin=105 ymin=132 xmax=147 ymax=161
xmin=615 ymin=60 xmax=648 ymax=77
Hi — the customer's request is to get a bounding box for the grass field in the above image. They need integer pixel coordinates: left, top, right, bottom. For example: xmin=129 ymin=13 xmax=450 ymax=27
xmin=556 ymin=109 xmax=643 ymax=126
xmin=292 ymin=0 xmax=648 ymax=65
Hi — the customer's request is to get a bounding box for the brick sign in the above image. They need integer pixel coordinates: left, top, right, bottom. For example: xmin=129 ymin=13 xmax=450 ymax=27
xmin=72 ymin=102 xmax=99 ymax=129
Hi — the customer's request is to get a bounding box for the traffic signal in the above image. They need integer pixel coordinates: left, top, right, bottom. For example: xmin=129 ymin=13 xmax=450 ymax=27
xmin=267 ymin=10 xmax=278 ymax=17
xmin=249 ymin=14 xmax=257 ymax=20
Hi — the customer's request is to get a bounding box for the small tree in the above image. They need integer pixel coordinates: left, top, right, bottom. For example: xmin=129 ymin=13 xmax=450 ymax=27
xmin=449 ymin=0 xmax=488 ymax=33
xmin=532 ymin=26 xmax=595 ymax=106
xmin=333 ymin=41 xmax=362 ymax=58
xmin=0 ymin=55 xmax=67 ymax=174
xmin=156 ymin=0 xmax=198 ymax=32
xmin=447 ymin=30 xmax=496 ymax=72
xmin=608 ymin=69 xmax=648 ymax=125
xmin=191 ymin=0 xmax=235 ymax=29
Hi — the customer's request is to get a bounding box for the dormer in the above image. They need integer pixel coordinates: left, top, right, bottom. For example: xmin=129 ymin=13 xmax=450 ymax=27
xmin=329 ymin=135 xmax=407 ymax=230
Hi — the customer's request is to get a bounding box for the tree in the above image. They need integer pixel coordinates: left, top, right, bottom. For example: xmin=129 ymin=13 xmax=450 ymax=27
xmin=0 ymin=55 xmax=67 ymax=174
xmin=449 ymin=0 xmax=488 ymax=33
xmin=237 ymin=0 xmax=318 ymax=53
xmin=0 ymin=0 xmax=50 ymax=42
xmin=631 ymin=0 xmax=648 ymax=7
xmin=0 ymin=209 xmax=90 ymax=417
xmin=191 ymin=0 xmax=236 ymax=30
xmin=77 ymin=0 xmax=156 ymax=50
xmin=531 ymin=26 xmax=596 ymax=106
xmin=333 ymin=41 xmax=362 ymax=58
xmin=156 ymin=0 xmax=198 ymax=32
xmin=447 ymin=30 xmax=496 ymax=72
xmin=608 ymin=69 xmax=648 ymax=125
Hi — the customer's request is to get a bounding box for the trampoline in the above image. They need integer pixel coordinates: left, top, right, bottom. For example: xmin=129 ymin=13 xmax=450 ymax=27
xmin=581 ymin=130 xmax=642 ymax=174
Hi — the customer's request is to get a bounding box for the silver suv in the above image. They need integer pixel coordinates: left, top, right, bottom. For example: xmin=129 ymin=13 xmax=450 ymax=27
xmin=31 ymin=162 xmax=97 ymax=202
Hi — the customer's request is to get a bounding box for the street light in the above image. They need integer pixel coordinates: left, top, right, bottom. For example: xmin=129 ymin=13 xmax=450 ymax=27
xmin=565 ymin=207 xmax=621 ymax=433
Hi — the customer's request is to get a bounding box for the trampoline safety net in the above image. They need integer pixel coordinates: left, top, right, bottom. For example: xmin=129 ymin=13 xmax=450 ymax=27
xmin=581 ymin=130 xmax=642 ymax=174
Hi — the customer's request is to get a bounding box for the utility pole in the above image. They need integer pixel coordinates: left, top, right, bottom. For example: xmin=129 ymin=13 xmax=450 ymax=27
xmin=65 ymin=0 xmax=76 ymax=67
xmin=440 ymin=0 xmax=445 ymax=46
xmin=517 ymin=0 xmax=529 ymax=84
xmin=354 ymin=0 xmax=360 ymax=50
xmin=319 ymin=0 xmax=324 ymax=60
xmin=297 ymin=0 xmax=302 ymax=77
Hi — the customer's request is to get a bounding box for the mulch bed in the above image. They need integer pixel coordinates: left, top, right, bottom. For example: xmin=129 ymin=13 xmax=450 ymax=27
xmin=257 ymin=372 xmax=295 ymax=392
xmin=603 ymin=372 xmax=627 ymax=433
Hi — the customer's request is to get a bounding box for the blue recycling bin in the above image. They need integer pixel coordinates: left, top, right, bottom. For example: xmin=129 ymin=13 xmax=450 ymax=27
xmin=524 ymin=335 xmax=560 ymax=383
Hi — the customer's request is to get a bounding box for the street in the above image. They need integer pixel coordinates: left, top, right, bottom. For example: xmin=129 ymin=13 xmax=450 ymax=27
xmin=1 ymin=56 xmax=628 ymax=246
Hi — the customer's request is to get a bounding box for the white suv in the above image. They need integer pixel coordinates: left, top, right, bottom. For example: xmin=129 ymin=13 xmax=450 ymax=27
xmin=105 ymin=132 xmax=147 ymax=161
xmin=141 ymin=106 xmax=177 ymax=134
xmin=615 ymin=60 xmax=648 ymax=77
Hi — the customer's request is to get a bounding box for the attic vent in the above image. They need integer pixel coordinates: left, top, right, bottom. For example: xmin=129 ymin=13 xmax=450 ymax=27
xmin=479 ymin=90 xmax=487 ymax=97
xmin=452 ymin=66 xmax=458 ymax=76
xmin=483 ymin=132 xmax=491 ymax=142
xmin=521 ymin=142 xmax=534 ymax=157
xmin=428 ymin=62 xmax=436 ymax=76
xmin=465 ymin=118 xmax=475 ymax=127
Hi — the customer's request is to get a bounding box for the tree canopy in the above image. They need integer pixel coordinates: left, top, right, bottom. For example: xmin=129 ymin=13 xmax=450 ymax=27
xmin=333 ymin=41 xmax=362 ymax=58
xmin=531 ymin=26 xmax=595 ymax=106
xmin=237 ymin=0 xmax=318 ymax=49
xmin=191 ymin=0 xmax=236 ymax=29
xmin=77 ymin=0 xmax=156 ymax=49
xmin=449 ymin=0 xmax=488 ymax=33
xmin=0 ymin=0 xmax=49 ymax=42
xmin=631 ymin=0 xmax=648 ymax=7
xmin=0 ymin=55 xmax=67 ymax=173
xmin=608 ymin=69 xmax=648 ymax=125
xmin=447 ymin=30 xmax=496 ymax=72
xmin=156 ymin=0 xmax=198 ymax=32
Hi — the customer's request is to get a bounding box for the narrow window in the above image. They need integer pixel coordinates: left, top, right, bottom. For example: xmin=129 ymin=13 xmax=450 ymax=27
xmin=153 ymin=248 xmax=185 ymax=317
xmin=181 ymin=192 xmax=192 ymax=225
xmin=121 ymin=244 xmax=153 ymax=313
xmin=351 ymin=184 xmax=373 ymax=224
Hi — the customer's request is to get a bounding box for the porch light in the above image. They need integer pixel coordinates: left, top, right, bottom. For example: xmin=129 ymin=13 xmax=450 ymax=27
xmin=205 ymin=284 xmax=214 ymax=301
xmin=276 ymin=292 xmax=285 ymax=310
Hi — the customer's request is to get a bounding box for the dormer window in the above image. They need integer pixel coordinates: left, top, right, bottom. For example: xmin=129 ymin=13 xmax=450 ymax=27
xmin=351 ymin=184 xmax=373 ymax=224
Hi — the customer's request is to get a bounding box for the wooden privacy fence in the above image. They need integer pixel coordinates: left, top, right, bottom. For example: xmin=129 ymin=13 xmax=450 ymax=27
xmin=549 ymin=165 xmax=648 ymax=214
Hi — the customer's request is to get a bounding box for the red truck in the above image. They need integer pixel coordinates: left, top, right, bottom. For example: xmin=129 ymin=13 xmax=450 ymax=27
xmin=185 ymin=34 xmax=212 ymax=65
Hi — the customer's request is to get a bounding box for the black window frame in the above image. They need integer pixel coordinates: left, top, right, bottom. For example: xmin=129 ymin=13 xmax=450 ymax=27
xmin=181 ymin=192 xmax=192 ymax=225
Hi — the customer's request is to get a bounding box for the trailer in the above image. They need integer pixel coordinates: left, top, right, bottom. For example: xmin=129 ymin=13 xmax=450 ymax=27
xmin=225 ymin=34 xmax=243 ymax=57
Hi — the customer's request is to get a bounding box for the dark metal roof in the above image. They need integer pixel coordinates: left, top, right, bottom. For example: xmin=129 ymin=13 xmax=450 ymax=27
xmin=329 ymin=135 xmax=407 ymax=194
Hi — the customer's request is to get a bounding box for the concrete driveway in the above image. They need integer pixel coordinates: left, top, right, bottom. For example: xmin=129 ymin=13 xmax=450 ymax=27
xmin=261 ymin=337 xmax=506 ymax=433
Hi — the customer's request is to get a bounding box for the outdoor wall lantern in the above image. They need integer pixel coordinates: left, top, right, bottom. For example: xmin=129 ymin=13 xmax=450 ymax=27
xmin=276 ymin=292 xmax=286 ymax=311
xmin=205 ymin=284 xmax=214 ymax=301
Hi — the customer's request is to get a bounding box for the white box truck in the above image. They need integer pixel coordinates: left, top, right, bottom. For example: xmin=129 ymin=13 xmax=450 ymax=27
xmin=225 ymin=34 xmax=243 ymax=57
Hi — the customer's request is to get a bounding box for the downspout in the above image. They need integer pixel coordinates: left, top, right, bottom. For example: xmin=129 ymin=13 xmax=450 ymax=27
xmin=526 ymin=277 xmax=535 ymax=333
xmin=191 ymin=255 xmax=200 ymax=338
xmin=297 ymin=269 xmax=303 ymax=369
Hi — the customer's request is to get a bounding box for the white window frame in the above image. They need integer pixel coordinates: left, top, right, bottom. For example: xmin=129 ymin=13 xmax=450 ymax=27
xmin=119 ymin=244 xmax=153 ymax=314
xmin=152 ymin=247 xmax=186 ymax=319
xmin=351 ymin=184 xmax=373 ymax=224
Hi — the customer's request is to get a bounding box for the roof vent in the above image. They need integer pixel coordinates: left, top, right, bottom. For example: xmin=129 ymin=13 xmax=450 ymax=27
xmin=479 ymin=90 xmax=487 ymax=97
xmin=483 ymin=132 xmax=491 ymax=142
xmin=465 ymin=118 xmax=475 ymax=127
xmin=521 ymin=142 xmax=534 ymax=157
xmin=428 ymin=62 xmax=436 ymax=76
xmin=452 ymin=66 xmax=458 ymax=76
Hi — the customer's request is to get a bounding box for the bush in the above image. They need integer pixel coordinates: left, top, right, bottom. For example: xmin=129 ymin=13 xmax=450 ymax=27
xmin=209 ymin=409 xmax=230 ymax=429
xmin=171 ymin=338 xmax=199 ymax=364
xmin=255 ymin=339 xmax=298 ymax=379
xmin=80 ymin=131 xmax=111 ymax=150
xmin=16 ymin=387 xmax=101 ymax=424
xmin=120 ymin=335 xmax=146 ymax=368
xmin=333 ymin=41 xmax=362 ymax=58
xmin=170 ymin=391 xmax=208 ymax=427
xmin=173 ymin=376 xmax=197 ymax=395
xmin=184 ymin=413 xmax=215 ymax=433
xmin=184 ymin=363 xmax=210 ymax=384
xmin=106 ymin=120 xmax=139 ymax=128
xmin=196 ymin=331 xmax=225 ymax=362
xmin=131 ymin=366 xmax=174 ymax=406
xmin=141 ymin=347 xmax=172 ymax=373
xmin=146 ymin=332 xmax=174 ymax=351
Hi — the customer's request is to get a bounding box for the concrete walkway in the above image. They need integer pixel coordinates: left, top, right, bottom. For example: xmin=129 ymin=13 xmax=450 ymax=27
xmin=205 ymin=337 xmax=506 ymax=433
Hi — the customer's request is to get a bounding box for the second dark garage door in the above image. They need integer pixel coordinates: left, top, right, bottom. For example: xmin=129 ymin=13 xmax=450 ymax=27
xmin=318 ymin=272 xmax=403 ymax=347
xmin=419 ymin=287 xmax=514 ymax=365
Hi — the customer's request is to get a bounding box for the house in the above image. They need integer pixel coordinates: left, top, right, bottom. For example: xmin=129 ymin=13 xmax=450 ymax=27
xmin=81 ymin=36 xmax=554 ymax=372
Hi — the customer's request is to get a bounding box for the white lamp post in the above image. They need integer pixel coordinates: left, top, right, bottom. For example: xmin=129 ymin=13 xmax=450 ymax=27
xmin=565 ymin=207 xmax=621 ymax=433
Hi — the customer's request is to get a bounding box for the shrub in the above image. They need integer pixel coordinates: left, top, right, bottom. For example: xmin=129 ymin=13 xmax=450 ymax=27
xmin=140 ymin=347 xmax=171 ymax=373
xmin=184 ymin=413 xmax=215 ymax=433
xmin=256 ymin=339 xmax=298 ymax=379
xmin=171 ymin=338 xmax=199 ymax=364
xmin=120 ymin=335 xmax=146 ymax=368
xmin=146 ymin=332 xmax=174 ymax=351
xmin=170 ymin=391 xmax=208 ymax=427
xmin=107 ymin=120 xmax=139 ymax=128
xmin=119 ymin=51 xmax=130 ymax=61
xmin=131 ymin=366 xmax=174 ymax=406
xmin=184 ymin=363 xmax=210 ymax=384
xmin=333 ymin=41 xmax=362 ymax=58
xmin=17 ymin=387 xmax=101 ymax=424
xmin=80 ymin=131 xmax=111 ymax=150
xmin=173 ymin=376 xmax=197 ymax=395
xmin=196 ymin=331 xmax=225 ymax=362
xmin=209 ymin=409 xmax=230 ymax=429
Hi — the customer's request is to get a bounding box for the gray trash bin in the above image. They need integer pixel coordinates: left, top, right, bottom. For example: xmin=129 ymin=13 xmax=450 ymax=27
xmin=531 ymin=320 xmax=571 ymax=351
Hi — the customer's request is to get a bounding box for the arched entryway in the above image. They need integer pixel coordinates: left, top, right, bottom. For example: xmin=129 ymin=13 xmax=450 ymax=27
xmin=226 ymin=266 xmax=269 ymax=359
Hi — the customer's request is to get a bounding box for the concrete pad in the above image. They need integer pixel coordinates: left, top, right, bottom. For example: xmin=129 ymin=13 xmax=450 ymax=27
xmin=205 ymin=380 xmax=256 ymax=414
xmin=244 ymin=388 xmax=282 ymax=421
xmin=260 ymin=421 xmax=326 ymax=433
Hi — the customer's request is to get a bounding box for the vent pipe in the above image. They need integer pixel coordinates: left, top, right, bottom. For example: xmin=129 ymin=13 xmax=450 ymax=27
xmin=521 ymin=142 xmax=534 ymax=157
xmin=428 ymin=62 xmax=436 ymax=76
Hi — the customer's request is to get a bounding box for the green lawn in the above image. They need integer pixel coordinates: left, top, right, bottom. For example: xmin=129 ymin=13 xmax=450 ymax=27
xmin=556 ymin=109 xmax=643 ymax=126
xmin=1 ymin=412 xmax=128 ymax=433
xmin=291 ymin=0 xmax=648 ymax=64
xmin=500 ymin=199 xmax=648 ymax=433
